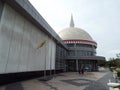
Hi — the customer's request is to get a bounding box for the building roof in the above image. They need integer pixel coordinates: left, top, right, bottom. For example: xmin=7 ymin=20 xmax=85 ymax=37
xmin=59 ymin=27 xmax=93 ymax=41
xmin=58 ymin=15 xmax=96 ymax=46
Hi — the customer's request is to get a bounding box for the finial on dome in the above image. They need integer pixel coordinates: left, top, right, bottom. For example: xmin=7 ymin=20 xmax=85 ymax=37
xmin=70 ymin=14 xmax=74 ymax=27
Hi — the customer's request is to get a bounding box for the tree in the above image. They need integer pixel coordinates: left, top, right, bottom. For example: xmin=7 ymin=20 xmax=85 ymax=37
xmin=100 ymin=53 xmax=120 ymax=68
xmin=115 ymin=53 xmax=120 ymax=67
xmin=116 ymin=53 xmax=120 ymax=59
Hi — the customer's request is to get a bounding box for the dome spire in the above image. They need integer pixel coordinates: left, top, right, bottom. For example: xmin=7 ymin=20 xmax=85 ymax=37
xmin=70 ymin=14 xmax=74 ymax=27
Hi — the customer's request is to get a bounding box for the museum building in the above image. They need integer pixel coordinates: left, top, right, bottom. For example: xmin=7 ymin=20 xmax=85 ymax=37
xmin=0 ymin=0 xmax=105 ymax=84
xmin=58 ymin=15 xmax=105 ymax=72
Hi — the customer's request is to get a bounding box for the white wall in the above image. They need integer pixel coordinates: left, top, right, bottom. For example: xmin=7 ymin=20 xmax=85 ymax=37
xmin=0 ymin=4 xmax=56 ymax=74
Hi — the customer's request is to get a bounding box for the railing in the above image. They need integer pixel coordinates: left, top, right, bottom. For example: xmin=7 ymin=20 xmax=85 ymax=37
xmin=65 ymin=56 xmax=105 ymax=60
xmin=68 ymin=47 xmax=96 ymax=52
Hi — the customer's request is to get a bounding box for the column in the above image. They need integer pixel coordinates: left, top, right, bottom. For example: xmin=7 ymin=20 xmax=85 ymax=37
xmin=76 ymin=59 xmax=78 ymax=72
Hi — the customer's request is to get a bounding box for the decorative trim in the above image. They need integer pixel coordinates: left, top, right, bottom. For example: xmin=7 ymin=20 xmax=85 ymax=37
xmin=64 ymin=40 xmax=97 ymax=46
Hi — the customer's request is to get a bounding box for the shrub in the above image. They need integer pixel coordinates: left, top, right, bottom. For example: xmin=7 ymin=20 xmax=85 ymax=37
xmin=115 ymin=69 xmax=120 ymax=78
xmin=109 ymin=67 xmax=116 ymax=72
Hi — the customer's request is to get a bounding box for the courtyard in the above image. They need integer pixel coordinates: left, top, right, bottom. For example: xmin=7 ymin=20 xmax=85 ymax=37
xmin=0 ymin=68 xmax=113 ymax=90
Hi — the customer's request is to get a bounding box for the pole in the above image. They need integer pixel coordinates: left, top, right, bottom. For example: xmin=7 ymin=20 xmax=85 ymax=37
xmin=44 ymin=42 xmax=46 ymax=80
xmin=50 ymin=42 xmax=52 ymax=78
xmin=76 ymin=59 xmax=78 ymax=72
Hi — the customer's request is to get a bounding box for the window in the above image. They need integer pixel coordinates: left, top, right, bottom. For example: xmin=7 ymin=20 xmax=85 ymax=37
xmin=68 ymin=50 xmax=75 ymax=56
xmin=67 ymin=44 xmax=74 ymax=47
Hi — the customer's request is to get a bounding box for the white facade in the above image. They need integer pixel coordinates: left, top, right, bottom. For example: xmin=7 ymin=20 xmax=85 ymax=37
xmin=0 ymin=4 xmax=56 ymax=74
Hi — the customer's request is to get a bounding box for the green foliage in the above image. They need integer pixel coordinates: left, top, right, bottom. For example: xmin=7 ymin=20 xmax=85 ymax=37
xmin=99 ymin=53 xmax=120 ymax=73
xmin=105 ymin=59 xmax=118 ymax=68
xmin=97 ymin=61 xmax=106 ymax=67
xmin=109 ymin=67 xmax=116 ymax=72
xmin=116 ymin=69 xmax=120 ymax=77
xmin=105 ymin=57 xmax=120 ymax=68
xmin=113 ymin=86 xmax=120 ymax=89
xmin=116 ymin=53 xmax=120 ymax=59
xmin=118 ymin=72 xmax=120 ymax=77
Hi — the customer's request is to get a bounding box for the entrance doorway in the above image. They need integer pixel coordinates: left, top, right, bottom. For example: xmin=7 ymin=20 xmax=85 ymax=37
xmin=79 ymin=63 xmax=92 ymax=72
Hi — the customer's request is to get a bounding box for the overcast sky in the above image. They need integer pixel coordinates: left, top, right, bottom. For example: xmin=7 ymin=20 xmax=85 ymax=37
xmin=29 ymin=0 xmax=120 ymax=60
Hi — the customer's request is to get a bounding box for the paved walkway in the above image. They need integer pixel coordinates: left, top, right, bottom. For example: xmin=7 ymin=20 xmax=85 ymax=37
xmin=0 ymin=69 xmax=114 ymax=90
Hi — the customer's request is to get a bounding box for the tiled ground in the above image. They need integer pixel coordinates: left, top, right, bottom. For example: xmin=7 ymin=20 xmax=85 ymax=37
xmin=0 ymin=69 xmax=113 ymax=90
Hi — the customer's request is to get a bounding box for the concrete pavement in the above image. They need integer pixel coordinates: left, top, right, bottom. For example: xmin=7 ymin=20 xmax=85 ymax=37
xmin=0 ymin=69 xmax=113 ymax=90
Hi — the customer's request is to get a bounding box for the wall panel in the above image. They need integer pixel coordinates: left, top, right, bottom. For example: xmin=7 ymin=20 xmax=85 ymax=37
xmin=0 ymin=5 xmax=16 ymax=73
xmin=0 ymin=4 xmax=56 ymax=74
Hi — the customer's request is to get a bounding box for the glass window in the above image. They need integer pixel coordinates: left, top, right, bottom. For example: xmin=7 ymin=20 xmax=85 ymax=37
xmin=67 ymin=44 xmax=74 ymax=47
xmin=68 ymin=50 xmax=75 ymax=56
